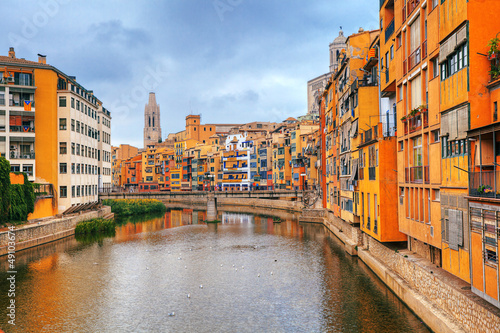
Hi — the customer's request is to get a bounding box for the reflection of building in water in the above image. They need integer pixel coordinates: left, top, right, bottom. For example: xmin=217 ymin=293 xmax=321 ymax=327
xmin=222 ymin=212 xmax=254 ymax=224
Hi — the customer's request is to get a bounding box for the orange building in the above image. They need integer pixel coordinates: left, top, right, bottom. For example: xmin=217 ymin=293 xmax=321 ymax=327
xmin=393 ymin=0 xmax=443 ymax=267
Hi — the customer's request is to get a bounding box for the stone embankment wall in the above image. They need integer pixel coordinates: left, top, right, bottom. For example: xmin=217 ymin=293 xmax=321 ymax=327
xmin=162 ymin=197 xmax=303 ymax=213
xmin=0 ymin=206 xmax=111 ymax=256
xmin=320 ymin=210 xmax=500 ymax=333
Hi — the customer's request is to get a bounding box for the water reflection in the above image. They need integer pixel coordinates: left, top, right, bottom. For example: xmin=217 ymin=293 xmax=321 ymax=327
xmin=0 ymin=208 xmax=429 ymax=333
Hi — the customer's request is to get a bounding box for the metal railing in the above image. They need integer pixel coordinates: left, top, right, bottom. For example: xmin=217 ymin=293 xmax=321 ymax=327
xmin=10 ymin=126 xmax=34 ymax=133
xmin=9 ymin=100 xmax=35 ymax=108
xmin=469 ymin=171 xmax=499 ymax=198
xmin=405 ymin=165 xmax=429 ymax=183
xmin=385 ymin=18 xmax=395 ymax=43
xmin=407 ymin=0 xmax=421 ymax=16
xmin=403 ymin=59 xmax=407 ymax=75
xmin=422 ymin=40 xmax=427 ymax=59
xmin=9 ymin=152 xmax=35 ymax=159
xmin=408 ymin=46 xmax=421 ymax=71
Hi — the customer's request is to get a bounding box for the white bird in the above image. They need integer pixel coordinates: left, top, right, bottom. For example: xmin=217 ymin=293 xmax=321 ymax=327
xmin=242 ymin=266 xmax=244 ymax=269
xmin=271 ymin=272 xmax=273 ymax=275
xmin=146 ymin=267 xmax=149 ymax=270
xmin=168 ymin=312 xmax=175 ymax=316
xmin=93 ymin=262 xmax=98 ymax=265
xmin=220 ymin=264 xmax=223 ymax=267
xmin=235 ymin=268 xmax=238 ymax=271
xmin=189 ymin=248 xmax=192 ymax=251
xmin=232 ymin=264 xmax=235 ymax=267
xmin=187 ymin=294 xmax=190 ymax=298
xmin=258 ymin=274 xmax=260 ymax=277
xmin=199 ymin=285 xmax=203 ymax=289
xmin=178 ymin=257 xmax=181 ymax=260
xmin=184 ymin=266 xmax=187 ymax=269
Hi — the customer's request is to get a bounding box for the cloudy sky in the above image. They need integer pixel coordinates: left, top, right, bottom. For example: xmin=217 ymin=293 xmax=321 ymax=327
xmin=2 ymin=0 xmax=378 ymax=147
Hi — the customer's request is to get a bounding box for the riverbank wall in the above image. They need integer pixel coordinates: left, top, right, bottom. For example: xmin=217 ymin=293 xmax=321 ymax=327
xmin=0 ymin=206 xmax=111 ymax=256
xmin=310 ymin=210 xmax=500 ymax=333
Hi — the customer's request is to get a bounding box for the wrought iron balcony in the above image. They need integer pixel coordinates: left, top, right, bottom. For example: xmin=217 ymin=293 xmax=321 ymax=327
xmin=469 ymin=171 xmax=500 ymax=198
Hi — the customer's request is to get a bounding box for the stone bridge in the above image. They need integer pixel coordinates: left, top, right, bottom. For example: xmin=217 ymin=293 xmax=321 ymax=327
xmin=99 ymin=190 xmax=309 ymax=201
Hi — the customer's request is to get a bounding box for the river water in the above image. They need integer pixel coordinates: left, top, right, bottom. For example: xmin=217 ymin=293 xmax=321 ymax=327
xmin=0 ymin=207 xmax=430 ymax=333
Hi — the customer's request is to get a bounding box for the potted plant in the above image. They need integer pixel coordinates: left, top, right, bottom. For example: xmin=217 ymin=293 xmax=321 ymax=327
xmin=489 ymin=65 xmax=500 ymax=81
xmin=487 ymin=36 xmax=500 ymax=60
xmin=477 ymin=184 xmax=493 ymax=194
xmin=400 ymin=115 xmax=407 ymax=122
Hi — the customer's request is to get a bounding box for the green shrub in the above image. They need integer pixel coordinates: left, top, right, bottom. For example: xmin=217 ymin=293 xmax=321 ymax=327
xmin=0 ymin=157 xmax=10 ymax=222
xmin=75 ymin=218 xmax=116 ymax=235
xmin=102 ymin=199 xmax=166 ymax=217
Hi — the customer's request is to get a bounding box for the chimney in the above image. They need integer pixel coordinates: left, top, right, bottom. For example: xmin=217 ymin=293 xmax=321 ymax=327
xmin=8 ymin=47 xmax=15 ymax=58
xmin=37 ymin=54 xmax=46 ymax=64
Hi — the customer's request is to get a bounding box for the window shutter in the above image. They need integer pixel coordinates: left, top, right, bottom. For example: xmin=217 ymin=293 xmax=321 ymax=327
xmin=456 ymin=25 xmax=467 ymax=47
xmin=456 ymin=106 xmax=468 ymax=140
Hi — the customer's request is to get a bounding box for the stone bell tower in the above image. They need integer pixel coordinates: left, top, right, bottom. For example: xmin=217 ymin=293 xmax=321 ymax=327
xmin=143 ymin=92 xmax=161 ymax=148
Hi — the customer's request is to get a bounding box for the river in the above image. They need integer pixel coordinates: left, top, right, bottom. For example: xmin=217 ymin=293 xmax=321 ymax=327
xmin=0 ymin=207 xmax=430 ymax=332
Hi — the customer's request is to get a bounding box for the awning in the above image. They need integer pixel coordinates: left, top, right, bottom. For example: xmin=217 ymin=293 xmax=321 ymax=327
xmin=351 ymin=119 xmax=358 ymax=138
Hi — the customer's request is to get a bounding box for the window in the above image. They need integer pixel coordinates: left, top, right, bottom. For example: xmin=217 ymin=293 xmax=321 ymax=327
xmin=59 ymin=163 xmax=67 ymax=174
xmin=71 ymin=97 xmax=75 ymax=108
xmin=441 ymin=44 xmax=468 ymax=80
xmin=494 ymin=101 xmax=498 ymax=122
xmin=72 ymin=186 xmax=75 ymax=198
xmin=410 ymin=74 xmax=422 ymax=110
xmin=432 ymin=58 xmax=439 ymax=78
xmin=59 ymin=118 xmax=67 ymax=130
xmin=390 ymin=45 xmax=394 ymax=60
xmin=71 ymin=119 xmax=75 ymax=131
xmin=410 ymin=17 xmax=421 ymax=53
xmin=60 ymin=186 xmax=67 ymax=198
xmin=431 ymin=130 xmax=440 ymax=143
xmin=59 ymin=96 xmax=66 ymax=107
xmin=413 ymin=136 xmax=422 ymax=167
xmin=397 ymin=33 xmax=402 ymax=48
xmin=399 ymin=141 xmax=404 ymax=151
xmin=433 ymin=189 xmax=440 ymax=201
xmin=59 ymin=142 xmax=67 ymax=154
xmin=71 ymin=163 xmax=75 ymax=174
xmin=398 ymin=84 xmax=403 ymax=101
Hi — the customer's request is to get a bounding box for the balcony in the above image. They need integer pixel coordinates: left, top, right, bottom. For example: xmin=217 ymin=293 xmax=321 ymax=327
xmin=405 ymin=166 xmax=429 ymax=184
xmin=10 ymin=100 xmax=35 ymax=108
xmin=10 ymin=125 xmax=35 ymax=133
xmin=403 ymin=109 xmax=428 ymax=134
xmin=9 ymin=152 xmax=35 ymax=159
xmin=385 ymin=18 xmax=395 ymax=43
xmin=407 ymin=0 xmax=420 ymax=16
xmin=402 ymin=4 xmax=406 ymax=22
xmin=408 ymin=46 xmax=421 ymax=71
xmin=469 ymin=171 xmax=500 ymax=198
xmin=422 ymin=40 xmax=427 ymax=59
xmin=369 ymin=167 xmax=376 ymax=180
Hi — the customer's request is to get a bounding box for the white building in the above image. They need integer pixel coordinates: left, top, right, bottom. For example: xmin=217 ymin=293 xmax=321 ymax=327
xmin=222 ymin=133 xmax=253 ymax=191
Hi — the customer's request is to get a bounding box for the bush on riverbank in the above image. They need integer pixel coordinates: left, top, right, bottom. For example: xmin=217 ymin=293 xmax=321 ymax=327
xmin=75 ymin=218 xmax=116 ymax=235
xmin=102 ymin=199 xmax=167 ymax=217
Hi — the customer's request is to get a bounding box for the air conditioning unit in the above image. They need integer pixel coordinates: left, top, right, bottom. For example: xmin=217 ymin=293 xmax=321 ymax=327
xmin=10 ymin=145 xmax=16 ymax=150
xmin=6 ymin=76 xmax=14 ymax=83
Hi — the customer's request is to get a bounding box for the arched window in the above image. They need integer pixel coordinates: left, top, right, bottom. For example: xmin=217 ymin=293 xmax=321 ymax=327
xmin=149 ymin=117 xmax=151 ymax=127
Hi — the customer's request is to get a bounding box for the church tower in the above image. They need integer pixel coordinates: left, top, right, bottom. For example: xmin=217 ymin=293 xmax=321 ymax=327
xmin=329 ymin=29 xmax=347 ymax=73
xmin=143 ymin=92 xmax=161 ymax=148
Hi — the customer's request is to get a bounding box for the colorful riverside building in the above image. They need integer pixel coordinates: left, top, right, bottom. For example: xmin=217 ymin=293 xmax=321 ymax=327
xmin=334 ymin=29 xmax=379 ymax=225
xmin=112 ymin=144 xmax=139 ymax=190
xmin=454 ymin=0 xmax=500 ymax=308
xmin=0 ymin=47 xmax=111 ymax=215
xmin=390 ymin=0 xmax=444 ymax=268
xmin=222 ymin=134 xmax=252 ymax=191
xmin=291 ymin=121 xmax=319 ymax=190
xmin=123 ymin=154 xmax=142 ymax=191
xmin=323 ymin=75 xmax=339 ymax=215
xmin=272 ymin=134 xmax=292 ymax=190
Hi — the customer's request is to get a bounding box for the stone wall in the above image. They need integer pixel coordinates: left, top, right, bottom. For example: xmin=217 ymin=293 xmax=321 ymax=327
xmin=0 ymin=206 xmax=111 ymax=256
xmin=363 ymin=235 xmax=500 ymax=333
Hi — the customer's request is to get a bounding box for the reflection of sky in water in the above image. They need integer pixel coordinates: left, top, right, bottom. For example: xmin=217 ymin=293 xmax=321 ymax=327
xmin=0 ymin=209 xmax=430 ymax=333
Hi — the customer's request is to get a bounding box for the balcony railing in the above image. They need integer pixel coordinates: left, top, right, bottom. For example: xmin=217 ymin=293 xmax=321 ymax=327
xmin=402 ymin=5 xmax=407 ymax=22
xmin=367 ymin=216 xmax=371 ymax=230
xmin=403 ymin=59 xmax=407 ymax=76
xmin=9 ymin=100 xmax=35 ymax=108
xmin=407 ymin=0 xmax=421 ymax=16
xmin=9 ymin=152 xmax=35 ymax=159
xmin=385 ymin=18 xmax=395 ymax=43
xmin=408 ymin=46 xmax=421 ymax=71
xmin=469 ymin=171 xmax=500 ymax=198
xmin=369 ymin=166 xmax=376 ymax=180
xmin=405 ymin=165 xmax=429 ymax=184
xmin=422 ymin=40 xmax=427 ymax=59
xmin=10 ymin=126 xmax=35 ymax=133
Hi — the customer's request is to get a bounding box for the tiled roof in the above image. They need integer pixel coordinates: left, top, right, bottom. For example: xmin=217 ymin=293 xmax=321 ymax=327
xmin=0 ymin=56 xmax=50 ymax=68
